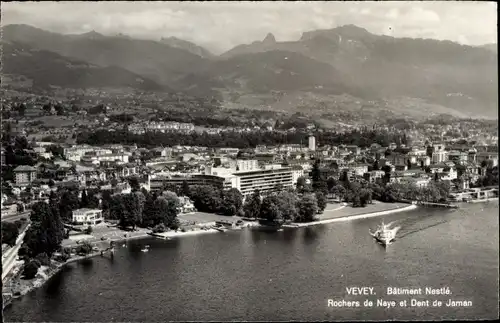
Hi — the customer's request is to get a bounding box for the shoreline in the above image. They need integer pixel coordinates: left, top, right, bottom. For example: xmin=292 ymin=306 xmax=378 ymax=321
xmin=283 ymin=204 xmax=418 ymax=228
xmin=467 ymin=197 xmax=498 ymax=204
xmin=6 ymin=253 xmax=101 ymax=301
xmin=3 ymin=203 xmax=419 ymax=302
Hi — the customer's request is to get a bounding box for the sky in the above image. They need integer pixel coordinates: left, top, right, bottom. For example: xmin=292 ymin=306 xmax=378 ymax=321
xmin=2 ymin=1 xmax=497 ymax=54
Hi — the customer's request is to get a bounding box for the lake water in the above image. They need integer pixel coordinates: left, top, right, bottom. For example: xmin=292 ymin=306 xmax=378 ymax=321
xmin=4 ymin=202 xmax=499 ymax=321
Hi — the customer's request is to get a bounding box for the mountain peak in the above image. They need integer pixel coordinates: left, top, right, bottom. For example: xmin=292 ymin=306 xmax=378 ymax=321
xmin=160 ymin=36 xmax=214 ymax=58
xmin=162 ymin=36 xmax=180 ymax=42
xmin=263 ymin=33 xmax=276 ymax=44
xmin=300 ymin=24 xmax=372 ymax=42
xmin=80 ymin=30 xmax=104 ymax=38
xmin=334 ymin=24 xmax=370 ymax=34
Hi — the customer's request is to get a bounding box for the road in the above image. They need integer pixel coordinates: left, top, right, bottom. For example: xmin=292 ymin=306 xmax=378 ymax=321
xmin=1 ymin=211 xmax=31 ymax=223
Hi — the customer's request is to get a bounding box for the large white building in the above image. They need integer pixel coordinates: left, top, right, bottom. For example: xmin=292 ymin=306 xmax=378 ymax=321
xmin=72 ymin=208 xmax=104 ymax=226
xmin=308 ymin=135 xmax=316 ymax=151
xmin=63 ymin=145 xmax=115 ymax=162
xmin=150 ymin=160 xmax=294 ymax=197
xmin=13 ymin=165 xmax=37 ymax=186
xmin=232 ymin=165 xmax=294 ymax=197
xmin=431 ymin=143 xmax=448 ymax=164
xmin=81 ymin=153 xmax=130 ymax=165
xmin=128 ymin=121 xmax=194 ymax=134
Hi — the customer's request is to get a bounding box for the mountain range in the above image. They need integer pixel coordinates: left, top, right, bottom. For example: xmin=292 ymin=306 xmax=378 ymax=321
xmin=2 ymin=24 xmax=497 ymax=119
xmin=1 ymin=40 xmax=165 ymax=92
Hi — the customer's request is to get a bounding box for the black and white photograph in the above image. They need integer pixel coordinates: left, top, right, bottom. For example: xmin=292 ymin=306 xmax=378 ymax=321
xmin=1 ymin=1 xmax=498 ymax=321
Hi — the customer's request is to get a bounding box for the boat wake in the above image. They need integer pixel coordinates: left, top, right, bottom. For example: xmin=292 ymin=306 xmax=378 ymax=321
xmin=395 ymin=219 xmax=449 ymax=239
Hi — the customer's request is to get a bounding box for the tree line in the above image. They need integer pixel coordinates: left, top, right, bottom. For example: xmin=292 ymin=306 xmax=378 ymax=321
xmin=18 ymin=198 xmax=65 ymax=279
xmin=76 ymin=128 xmax=409 ymax=149
xmin=306 ymin=158 xmax=453 ymax=207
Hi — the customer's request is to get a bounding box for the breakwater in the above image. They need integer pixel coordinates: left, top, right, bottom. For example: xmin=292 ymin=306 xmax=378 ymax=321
xmin=284 ymin=204 xmax=418 ymax=228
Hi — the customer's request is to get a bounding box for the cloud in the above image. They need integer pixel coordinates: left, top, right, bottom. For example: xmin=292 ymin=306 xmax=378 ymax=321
xmin=1 ymin=1 xmax=496 ymax=54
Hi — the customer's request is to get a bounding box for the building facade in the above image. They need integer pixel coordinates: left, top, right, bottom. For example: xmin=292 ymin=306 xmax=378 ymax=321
xmin=13 ymin=165 xmax=37 ymax=186
xmin=308 ymin=135 xmax=316 ymax=151
xmin=72 ymin=208 xmax=104 ymax=226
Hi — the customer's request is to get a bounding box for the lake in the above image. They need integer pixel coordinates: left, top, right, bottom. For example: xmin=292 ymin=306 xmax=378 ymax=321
xmin=4 ymin=202 xmax=499 ymax=321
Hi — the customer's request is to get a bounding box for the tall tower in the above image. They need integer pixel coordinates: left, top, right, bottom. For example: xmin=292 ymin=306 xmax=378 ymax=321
xmin=308 ymin=135 xmax=316 ymax=151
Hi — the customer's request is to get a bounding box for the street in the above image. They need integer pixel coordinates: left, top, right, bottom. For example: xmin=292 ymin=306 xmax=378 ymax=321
xmin=1 ymin=211 xmax=31 ymax=223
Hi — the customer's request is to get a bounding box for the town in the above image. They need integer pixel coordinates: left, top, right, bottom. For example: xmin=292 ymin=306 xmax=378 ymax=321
xmin=2 ymin=1 xmax=498 ymax=321
xmin=2 ymin=95 xmax=498 ymax=296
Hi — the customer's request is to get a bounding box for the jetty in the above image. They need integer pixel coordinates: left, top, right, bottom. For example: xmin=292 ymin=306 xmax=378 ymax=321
xmin=416 ymin=201 xmax=459 ymax=208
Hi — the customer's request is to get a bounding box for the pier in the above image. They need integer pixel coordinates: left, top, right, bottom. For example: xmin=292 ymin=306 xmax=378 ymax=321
xmin=416 ymin=201 xmax=459 ymax=208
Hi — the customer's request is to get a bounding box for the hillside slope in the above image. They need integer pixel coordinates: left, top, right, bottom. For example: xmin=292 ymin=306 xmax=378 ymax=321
xmin=221 ymin=25 xmax=497 ymax=118
xmin=2 ymin=41 xmax=166 ymax=91
xmin=2 ymin=24 xmax=210 ymax=87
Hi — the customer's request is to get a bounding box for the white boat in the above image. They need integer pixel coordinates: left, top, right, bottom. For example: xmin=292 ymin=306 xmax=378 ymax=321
xmin=369 ymin=221 xmax=400 ymax=247
xmin=141 ymin=245 xmax=150 ymax=252
xmin=213 ymin=225 xmax=228 ymax=232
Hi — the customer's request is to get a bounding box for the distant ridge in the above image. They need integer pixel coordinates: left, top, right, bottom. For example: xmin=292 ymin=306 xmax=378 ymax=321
xmin=2 ymin=23 xmax=497 ymax=119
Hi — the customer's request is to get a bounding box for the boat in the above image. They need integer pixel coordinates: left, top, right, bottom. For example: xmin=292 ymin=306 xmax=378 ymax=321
xmin=141 ymin=245 xmax=150 ymax=252
xmin=214 ymin=226 xmax=228 ymax=232
xmin=369 ymin=221 xmax=400 ymax=247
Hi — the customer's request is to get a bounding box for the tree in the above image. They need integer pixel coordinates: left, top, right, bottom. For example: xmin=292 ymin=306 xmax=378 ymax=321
xmin=181 ymin=181 xmax=191 ymax=197
xmin=315 ymin=191 xmax=327 ymax=213
xmin=77 ymin=241 xmax=93 ymax=255
xmin=220 ymin=188 xmax=243 ymax=216
xmin=296 ymin=176 xmax=307 ymax=191
xmin=128 ymin=176 xmax=141 ymax=192
xmin=85 ymin=190 xmax=100 ymax=209
xmin=100 ymin=190 xmax=113 ymax=213
xmin=23 ymin=259 xmax=41 ymax=279
xmin=243 ymin=190 xmax=261 ymax=219
xmin=110 ymin=178 xmax=118 ymax=188
xmin=156 ymin=195 xmax=180 ymax=228
xmin=34 ymin=252 xmax=51 ymax=266
xmin=276 ymin=191 xmax=298 ymax=222
xmin=332 ymin=184 xmax=346 ymax=201
xmin=142 ymin=190 xmax=180 ymax=229
xmin=311 ymin=159 xmax=323 ymax=191
xmin=327 ymin=177 xmax=337 ymax=193
xmin=368 ymin=183 xmax=384 ymax=201
xmin=260 ymin=195 xmax=284 ymax=225
xmin=359 ymin=188 xmax=373 ymax=206
xmin=59 ymin=188 xmax=80 ymax=222
xmin=80 ymin=190 xmax=89 ymax=208
xmin=46 ymin=145 xmax=64 ymax=158
xmin=152 ymin=223 xmax=167 ymax=233
xmin=2 ymin=221 xmax=20 ymax=246
xmin=296 ymin=193 xmax=318 ymax=222
xmin=188 ymin=185 xmax=221 ymax=213
xmin=480 ymin=166 xmax=499 ymax=187
xmin=21 ymin=201 xmax=64 ymax=258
